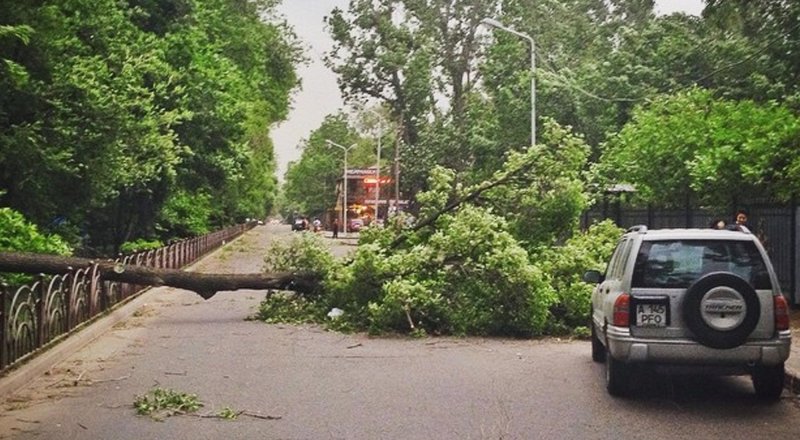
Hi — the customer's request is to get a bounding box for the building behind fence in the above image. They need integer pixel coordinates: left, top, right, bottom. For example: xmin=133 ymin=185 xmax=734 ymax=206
xmin=582 ymin=199 xmax=799 ymax=306
xmin=0 ymin=222 xmax=256 ymax=374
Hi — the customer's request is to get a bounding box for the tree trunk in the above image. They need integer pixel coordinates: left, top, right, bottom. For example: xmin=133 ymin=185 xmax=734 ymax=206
xmin=0 ymin=252 xmax=320 ymax=300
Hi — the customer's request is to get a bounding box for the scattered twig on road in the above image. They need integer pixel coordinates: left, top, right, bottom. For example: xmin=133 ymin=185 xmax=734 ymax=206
xmin=346 ymin=343 xmax=362 ymax=349
xmin=190 ymin=410 xmax=282 ymax=421
xmin=241 ymin=411 xmax=282 ymax=420
xmin=45 ymin=377 xmax=68 ymax=388
xmin=192 ymin=411 xmax=242 ymax=419
xmin=164 ymin=371 xmax=188 ymax=376
xmin=91 ymin=374 xmax=131 ymax=384
xmin=77 ymin=422 xmax=88 ymax=430
xmin=45 ymin=369 xmax=87 ymax=388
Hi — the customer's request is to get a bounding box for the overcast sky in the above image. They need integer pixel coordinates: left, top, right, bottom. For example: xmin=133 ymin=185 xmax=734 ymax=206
xmin=270 ymin=0 xmax=705 ymax=181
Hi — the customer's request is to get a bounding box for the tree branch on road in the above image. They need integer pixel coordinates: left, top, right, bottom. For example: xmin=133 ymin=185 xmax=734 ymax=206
xmin=0 ymin=252 xmax=320 ymax=300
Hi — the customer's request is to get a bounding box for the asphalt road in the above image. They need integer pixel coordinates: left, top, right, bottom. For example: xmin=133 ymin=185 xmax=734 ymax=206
xmin=2 ymin=224 xmax=800 ymax=440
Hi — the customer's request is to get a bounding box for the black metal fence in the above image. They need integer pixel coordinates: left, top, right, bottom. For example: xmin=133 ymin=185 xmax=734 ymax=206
xmin=0 ymin=222 xmax=256 ymax=374
xmin=582 ymin=200 xmax=799 ymax=305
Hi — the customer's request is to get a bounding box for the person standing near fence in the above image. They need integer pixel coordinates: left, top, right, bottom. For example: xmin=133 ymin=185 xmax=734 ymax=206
xmin=735 ymin=209 xmax=751 ymax=230
xmin=732 ymin=209 xmax=769 ymax=247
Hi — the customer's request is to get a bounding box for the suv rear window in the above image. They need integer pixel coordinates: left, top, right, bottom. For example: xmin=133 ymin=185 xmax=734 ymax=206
xmin=631 ymin=240 xmax=772 ymax=289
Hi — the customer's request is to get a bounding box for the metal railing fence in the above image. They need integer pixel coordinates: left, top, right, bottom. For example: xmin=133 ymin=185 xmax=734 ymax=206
xmin=0 ymin=222 xmax=255 ymax=373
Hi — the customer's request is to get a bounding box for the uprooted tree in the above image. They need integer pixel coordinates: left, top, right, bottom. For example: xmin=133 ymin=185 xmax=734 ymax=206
xmin=0 ymin=121 xmax=624 ymax=337
xmin=254 ymin=121 xmax=623 ymax=337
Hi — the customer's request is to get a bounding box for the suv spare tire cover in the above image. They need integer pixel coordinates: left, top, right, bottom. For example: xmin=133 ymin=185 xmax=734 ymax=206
xmin=682 ymin=272 xmax=760 ymax=349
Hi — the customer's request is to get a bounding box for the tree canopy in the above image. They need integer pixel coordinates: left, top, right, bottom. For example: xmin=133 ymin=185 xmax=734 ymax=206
xmin=321 ymin=0 xmax=800 ymax=209
xmin=0 ymin=0 xmax=300 ymax=253
xmin=596 ymin=88 xmax=800 ymax=206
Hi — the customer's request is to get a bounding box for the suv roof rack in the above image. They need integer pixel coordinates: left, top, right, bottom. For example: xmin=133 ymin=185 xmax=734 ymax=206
xmin=626 ymin=225 xmax=648 ymax=234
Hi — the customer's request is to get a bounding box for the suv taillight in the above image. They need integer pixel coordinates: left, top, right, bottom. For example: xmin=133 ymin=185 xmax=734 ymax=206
xmin=774 ymin=295 xmax=789 ymax=331
xmin=613 ymin=293 xmax=630 ymax=327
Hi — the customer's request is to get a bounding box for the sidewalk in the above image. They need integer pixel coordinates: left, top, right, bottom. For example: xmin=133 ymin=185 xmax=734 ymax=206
xmin=785 ymin=308 xmax=800 ymax=394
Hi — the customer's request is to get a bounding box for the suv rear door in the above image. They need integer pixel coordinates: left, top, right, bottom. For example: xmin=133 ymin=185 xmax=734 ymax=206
xmin=628 ymin=238 xmax=775 ymax=340
xmin=594 ymin=237 xmax=635 ymax=330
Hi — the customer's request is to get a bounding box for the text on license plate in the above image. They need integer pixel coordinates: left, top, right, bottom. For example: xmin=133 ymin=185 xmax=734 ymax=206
xmin=636 ymin=303 xmax=667 ymax=327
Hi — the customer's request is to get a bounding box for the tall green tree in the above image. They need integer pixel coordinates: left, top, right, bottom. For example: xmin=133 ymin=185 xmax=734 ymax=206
xmin=0 ymin=0 xmax=300 ymax=252
xmin=326 ymin=0 xmax=501 ymax=198
xmin=282 ymin=113 xmax=373 ymax=218
xmin=595 ymin=88 xmax=800 ymax=206
xmin=702 ymin=0 xmax=800 ymax=106
xmin=1 ymin=0 xmax=186 ymax=247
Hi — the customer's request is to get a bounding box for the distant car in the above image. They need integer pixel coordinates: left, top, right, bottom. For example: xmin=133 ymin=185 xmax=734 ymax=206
xmin=292 ymin=218 xmax=307 ymax=231
xmin=347 ymin=218 xmax=364 ymax=232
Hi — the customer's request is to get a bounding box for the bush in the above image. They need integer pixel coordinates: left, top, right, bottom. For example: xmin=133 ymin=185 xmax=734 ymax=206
xmin=120 ymin=238 xmax=164 ymax=254
xmin=255 ymin=292 xmax=325 ymax=324
xmin=258 ymin=205 xmax=557 ymax=337
xmin=367 ymin=278 xmax=448 ymax=335
xmin=0 ymin=208 xmax=72 ymax=255
xmin=157 ymin=190 xmax=212 ymax=239
xmin=263 ymin=232 xmax=337 ymax=279
xmin=536 ymin=220 xmax=623 ymax=333
xmin=0 ymin=208 xmax=72 ymax=285
xmin=257 ymin=232 xmax=338 ymax=321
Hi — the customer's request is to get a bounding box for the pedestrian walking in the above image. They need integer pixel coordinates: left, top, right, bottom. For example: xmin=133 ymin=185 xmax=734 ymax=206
xmin=332 ymin=218 xmax=339 ymax=238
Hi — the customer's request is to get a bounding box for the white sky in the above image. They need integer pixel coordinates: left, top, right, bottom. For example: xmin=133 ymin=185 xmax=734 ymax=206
xmin=270 ymin=0 xmax=705 ymax=181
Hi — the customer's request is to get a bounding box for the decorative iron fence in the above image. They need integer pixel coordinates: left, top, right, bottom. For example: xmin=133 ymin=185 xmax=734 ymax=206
xmin=0 ymin=222 xmax=256 ymax=374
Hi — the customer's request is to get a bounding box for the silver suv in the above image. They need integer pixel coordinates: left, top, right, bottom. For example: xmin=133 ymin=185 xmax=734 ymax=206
xmin=584 ymin=225 xmax=791 ymax=399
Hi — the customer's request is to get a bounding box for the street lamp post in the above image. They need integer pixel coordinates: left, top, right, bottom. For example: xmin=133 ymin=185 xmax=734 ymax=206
xmin=326 ymin=140 xmax=357 ymax=237
xmin=481 ymin=17 xmax=536 ymax=146
xmin=367 ymin=109 xmax=383 ymax=222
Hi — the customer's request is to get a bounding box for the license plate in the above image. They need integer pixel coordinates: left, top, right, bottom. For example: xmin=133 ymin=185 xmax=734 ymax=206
xmin=634 ymin=299 xmax=669 ymax=327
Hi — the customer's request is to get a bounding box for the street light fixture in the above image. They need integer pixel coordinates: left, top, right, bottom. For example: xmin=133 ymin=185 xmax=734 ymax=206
xmin=326 ymin=139 xmax=357 ymax=237
xmin=481 ymin=17 xmax=536 ymax=145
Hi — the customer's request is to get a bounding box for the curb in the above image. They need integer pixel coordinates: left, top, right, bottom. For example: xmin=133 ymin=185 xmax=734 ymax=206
xmin=0 ymin=231 xmax=250 ymax=401
xmin=0 ymin=287 xmax=161 ymax=400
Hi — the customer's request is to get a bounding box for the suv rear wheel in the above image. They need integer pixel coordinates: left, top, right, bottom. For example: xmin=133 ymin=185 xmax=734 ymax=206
xmin=752 ymin=364 xmax=785 ymax=401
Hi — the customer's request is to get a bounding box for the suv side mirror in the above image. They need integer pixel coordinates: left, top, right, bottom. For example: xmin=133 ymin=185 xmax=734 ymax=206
xmin=583 ymin=270 xmax=604 ymax=284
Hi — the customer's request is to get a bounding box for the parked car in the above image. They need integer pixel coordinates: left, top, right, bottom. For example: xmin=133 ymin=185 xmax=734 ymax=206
xmin=292 ymin=217 xmax=307 ymax=231
xmin=584 ymin=225 xmax=791 ymax=399
xmin=347 ymin=218 xmax=364 ymax=232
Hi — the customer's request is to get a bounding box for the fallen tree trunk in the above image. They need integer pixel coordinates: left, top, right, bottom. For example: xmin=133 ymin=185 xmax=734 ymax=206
xmin=0 ymin=252 xmax=320 ymax=300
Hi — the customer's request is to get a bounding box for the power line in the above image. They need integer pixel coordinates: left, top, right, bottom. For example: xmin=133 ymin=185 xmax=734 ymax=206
xmin=524 ymin=19 xmax=800 ymax=104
